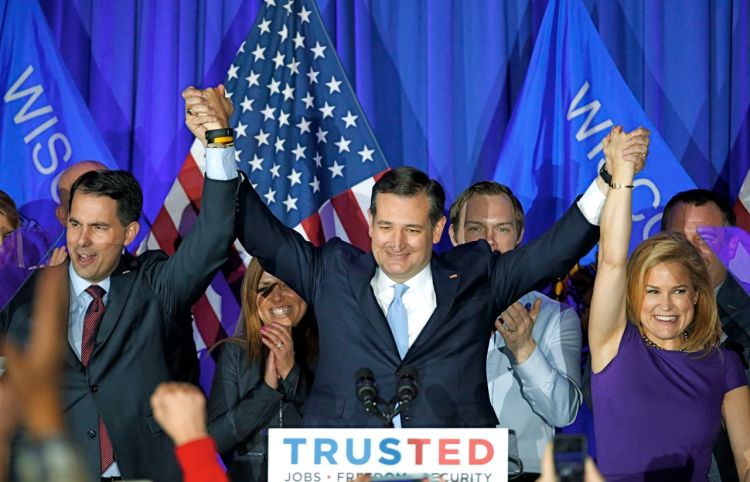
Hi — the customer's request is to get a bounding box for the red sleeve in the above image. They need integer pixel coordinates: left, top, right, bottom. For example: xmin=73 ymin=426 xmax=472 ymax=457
xmin=174 ymin=437 xmax=229 ymax=482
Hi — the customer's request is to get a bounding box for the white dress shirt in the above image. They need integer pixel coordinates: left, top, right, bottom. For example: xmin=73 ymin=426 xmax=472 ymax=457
xmin=487 ymin=291 xmax=583 ymax=474
xmin=577 ymin=179 xmax=607 ymax=225
xmin=371 ymin=263 xmax=436 ymax=348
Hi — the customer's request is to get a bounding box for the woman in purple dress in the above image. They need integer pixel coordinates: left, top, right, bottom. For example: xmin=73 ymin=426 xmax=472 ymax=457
xmin=588 ymin=128 xmax=750 ymax=481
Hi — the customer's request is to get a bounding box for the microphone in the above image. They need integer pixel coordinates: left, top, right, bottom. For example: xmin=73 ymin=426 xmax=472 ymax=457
xmin=396 ymin=365 xmax=418 ymax=410
xmin=355 ymin=368 xmax=380 ymax=416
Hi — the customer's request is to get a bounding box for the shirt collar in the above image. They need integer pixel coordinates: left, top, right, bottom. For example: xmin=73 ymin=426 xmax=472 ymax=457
xmin=68 ymin=262 xmax=111 ymax=298
xmin=374 ymin=262 xmax=433 ymax=297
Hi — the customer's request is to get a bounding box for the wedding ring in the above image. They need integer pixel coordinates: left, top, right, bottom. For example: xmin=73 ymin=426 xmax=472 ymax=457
xmin=187 ymin=108 xmax=194 ymax=116
xmin=276 ymin=342 xmax=284 ymax=349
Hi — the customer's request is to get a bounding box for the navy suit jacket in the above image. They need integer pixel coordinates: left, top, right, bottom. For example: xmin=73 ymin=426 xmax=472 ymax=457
xmin=717 ymin=273 xmax=750 ymax=379
xmin=236 ymin=180 xmax=599 ymax=427
xmin=1 ymin=177 xmax=238 ymax=482
xmin=712 ymin=273 xmax=750 ymax=482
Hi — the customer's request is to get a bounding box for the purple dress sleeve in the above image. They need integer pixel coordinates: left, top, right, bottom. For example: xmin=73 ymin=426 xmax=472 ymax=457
xmin=723 ymin=347 xmax=748 ymax=393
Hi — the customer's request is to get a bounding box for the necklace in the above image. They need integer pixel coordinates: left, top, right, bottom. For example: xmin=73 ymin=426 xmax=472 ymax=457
xmin=641 ymin=331 xmax=688 ymax=352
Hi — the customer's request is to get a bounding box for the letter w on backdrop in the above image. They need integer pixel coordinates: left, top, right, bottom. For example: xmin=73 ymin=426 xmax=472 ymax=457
xmin=141 ymin=0 xmax=389 ymax=389
xmin=494 ymin=0 xmax=696 ymax=260
xmin=0 ymin=0 xmax=116 ymax=309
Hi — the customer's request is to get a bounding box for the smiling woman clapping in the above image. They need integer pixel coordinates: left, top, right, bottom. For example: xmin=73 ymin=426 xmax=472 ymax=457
xmin=207 ymin=258 xmax=318 ymax=482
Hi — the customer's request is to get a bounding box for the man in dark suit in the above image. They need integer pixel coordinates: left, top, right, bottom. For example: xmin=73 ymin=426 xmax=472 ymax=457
xmin=184 ymin=89 xmax=648 ymax=428
xmin=662 ymin=189 xmax=750 ymax=482
xmin=661 ymin=189 xmax=750 ymax=373
xmin=0 ymin=86 xmax=238 ymax=481
xmin=229 ymin=140 xmax=649 ymax=429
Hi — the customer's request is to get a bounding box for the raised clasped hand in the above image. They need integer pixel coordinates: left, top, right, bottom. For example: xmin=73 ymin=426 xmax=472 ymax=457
xmin=182 ymin=84 xmax=234 ymax=146
xmin=603 ymin=125 xmax=650 ymax=177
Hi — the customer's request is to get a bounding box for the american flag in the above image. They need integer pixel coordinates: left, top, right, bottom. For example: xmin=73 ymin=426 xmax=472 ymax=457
xmin=736 ymin=169 xmax=750 ymax=233
xmin=141 ymin=0 xmax=388 ymax=388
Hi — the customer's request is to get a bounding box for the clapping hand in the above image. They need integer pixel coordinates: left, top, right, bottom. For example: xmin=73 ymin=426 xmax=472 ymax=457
xmin=496 ymin=299 xmax=542 ymax=364
xmin=260 ymin=323 xmax=295 ymax=381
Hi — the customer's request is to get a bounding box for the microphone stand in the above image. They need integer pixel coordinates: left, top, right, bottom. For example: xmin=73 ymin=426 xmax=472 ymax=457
xmin=356 ymin=366 xmax=418 ymax=428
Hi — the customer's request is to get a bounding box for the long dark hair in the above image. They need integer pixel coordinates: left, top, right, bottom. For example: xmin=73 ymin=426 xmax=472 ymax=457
xmin=234 ymin=258 xmax=318 ymax=365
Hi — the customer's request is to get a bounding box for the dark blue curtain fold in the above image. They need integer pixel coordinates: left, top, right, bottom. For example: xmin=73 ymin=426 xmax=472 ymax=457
xmin=38 ymin=0 xmax=750 ymax=224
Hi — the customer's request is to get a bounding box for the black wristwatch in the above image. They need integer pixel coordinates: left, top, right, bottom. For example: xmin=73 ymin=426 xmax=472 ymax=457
xmin=599 ymin=164 xmax=612 ymax=187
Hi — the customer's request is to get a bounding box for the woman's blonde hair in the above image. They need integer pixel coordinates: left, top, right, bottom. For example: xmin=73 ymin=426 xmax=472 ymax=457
xmin=626 ymin=231 xmax=721 ymax=352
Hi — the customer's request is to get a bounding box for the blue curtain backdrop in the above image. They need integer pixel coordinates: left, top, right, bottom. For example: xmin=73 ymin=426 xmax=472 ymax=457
xmin=37 ymin=0 xmax=750 ymax=236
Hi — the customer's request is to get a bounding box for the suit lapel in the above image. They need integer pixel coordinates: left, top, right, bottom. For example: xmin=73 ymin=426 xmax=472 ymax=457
xmin=347 ymin=253 xmax=401 ymax=357
xmin=63 ymin=336 xmax=82 ymax=369
xmin=92 ymin=253 xmax=138 ymax=359
xmin=719 ymin=276 xmax=750 ymax=326
xmin=55 ymin=264 xmax=82 ymax=370
xmin=407 ymin=257 xmax=460 ymax=358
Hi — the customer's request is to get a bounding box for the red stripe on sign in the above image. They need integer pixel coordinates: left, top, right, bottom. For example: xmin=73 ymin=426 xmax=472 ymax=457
xmin=193 ymin=294 xmax=226 ymax=347
xmin=177 ymin=154 xmax=204 ymax=209
xmin=331 ymin=189 xmax=370 ymax=251
xmin=150 ymin=207 xmax=180 ymax=256
xmin=301 ymin=212 xmax=325 ymax=247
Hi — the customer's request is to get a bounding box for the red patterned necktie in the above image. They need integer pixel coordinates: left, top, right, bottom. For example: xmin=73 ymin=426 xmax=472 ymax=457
xmin=82 ymin=285 xmax=115 ymax=472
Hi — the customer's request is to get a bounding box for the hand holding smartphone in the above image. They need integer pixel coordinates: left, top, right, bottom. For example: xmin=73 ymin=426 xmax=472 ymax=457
xmin=553 ymin=435 xmax=586 ymax=482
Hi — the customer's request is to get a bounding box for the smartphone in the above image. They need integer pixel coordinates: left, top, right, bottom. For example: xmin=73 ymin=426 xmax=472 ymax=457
xmin=554 ymin=434 xmax=586 ymax=482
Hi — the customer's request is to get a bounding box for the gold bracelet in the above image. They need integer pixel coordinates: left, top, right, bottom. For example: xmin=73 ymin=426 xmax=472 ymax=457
xmin=611 ymin=182 xmax=634 ymax=189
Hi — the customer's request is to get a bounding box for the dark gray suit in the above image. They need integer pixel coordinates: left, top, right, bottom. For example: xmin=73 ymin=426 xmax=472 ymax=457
xmin=1 ymin=177 xmax=238 ymax=482
xmin=717 ymin=273 xmax=750 ymax=379
xmin=713 ymin=273 xmax=750 ymax=482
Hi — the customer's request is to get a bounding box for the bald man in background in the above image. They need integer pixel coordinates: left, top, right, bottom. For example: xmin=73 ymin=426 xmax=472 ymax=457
xmin=48 ymin=161 xmax=108 ymax=266
xmin=55 ymin=161 xmax=109 ymax=227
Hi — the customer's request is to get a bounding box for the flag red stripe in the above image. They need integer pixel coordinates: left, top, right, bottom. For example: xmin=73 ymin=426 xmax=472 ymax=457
xmin=150 ymin=208 xmax=180 ymax=256
xmin=193 ymin=295 xmax=227 ymax=347
xmin=301 ymin=212 xmax=325 ymax=247
xmin=734 ymin=200 xmax=750 ymax=233
xmin=177 ymin=154 xmax=204 ymax=208
xmin=331 ymin=189 xmax=370 ymax=251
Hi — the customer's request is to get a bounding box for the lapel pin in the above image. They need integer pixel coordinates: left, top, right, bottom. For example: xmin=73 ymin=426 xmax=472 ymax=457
xmin=122 ymin=270 xmax=131 ymax=275
xmin=448 ymin=273 xmax=458 ymax=279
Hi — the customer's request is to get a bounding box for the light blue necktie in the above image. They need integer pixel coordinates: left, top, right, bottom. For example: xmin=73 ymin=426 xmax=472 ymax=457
xmin=387 ymin=284 xmax=409 ymax=358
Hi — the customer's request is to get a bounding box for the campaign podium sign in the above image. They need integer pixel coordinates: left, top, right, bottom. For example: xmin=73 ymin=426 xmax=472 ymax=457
xmin=268 ymin=428 xmax=508 ymax=482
